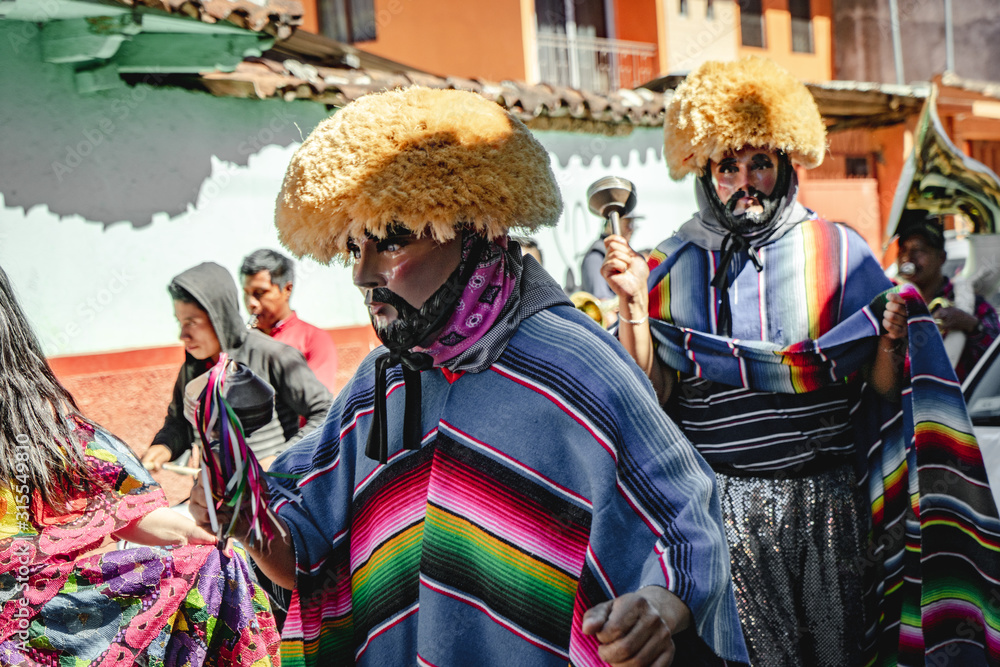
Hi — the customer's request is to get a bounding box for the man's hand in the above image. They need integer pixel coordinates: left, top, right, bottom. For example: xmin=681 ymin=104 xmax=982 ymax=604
xmin=882 ymin=292 xmax=908 ymax=341
xmin=141 ymin=444 xmax=173 ymax=471
xmin=581 ymin=587 xmax=691 ymax=667
xmin=189 ymin=477 xmax=298 ymax=589
xmin=932 ymin=305 xmax=980 ymax=335
xmin=601 ymin=235 xmax=650 ymax=306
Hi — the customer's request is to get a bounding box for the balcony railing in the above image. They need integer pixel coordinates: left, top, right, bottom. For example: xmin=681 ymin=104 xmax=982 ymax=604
xmin=536 ymin=32 xmax=657 ymax=94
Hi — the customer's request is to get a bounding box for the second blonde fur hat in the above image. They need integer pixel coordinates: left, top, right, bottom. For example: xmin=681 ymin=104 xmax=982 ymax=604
xmin=663 ymin=56 xmax=827 ymax=180
xmin=275 ymin=87 xmax=562 ymax=263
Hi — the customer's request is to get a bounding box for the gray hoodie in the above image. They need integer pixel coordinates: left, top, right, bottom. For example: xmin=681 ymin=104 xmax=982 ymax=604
xmin=152 ymin=262 xmax=332 ymax=460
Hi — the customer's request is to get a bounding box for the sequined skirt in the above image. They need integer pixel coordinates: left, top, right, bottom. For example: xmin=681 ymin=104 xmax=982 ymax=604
xmin=717 ymin=463 xmax=869 ymax=666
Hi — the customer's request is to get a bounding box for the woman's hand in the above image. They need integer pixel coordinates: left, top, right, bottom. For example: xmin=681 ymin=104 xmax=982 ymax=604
xmin=113 ymin=507 xmax=217 ymax=547
xmin=188 ymin=479 xmax=240 ymax=539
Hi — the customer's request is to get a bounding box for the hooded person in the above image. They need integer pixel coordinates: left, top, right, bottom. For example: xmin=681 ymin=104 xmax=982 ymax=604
xmin=187 ymin=86 xmax=750 ymax=666
xmin=603 ymin=56 xmax=1000 ymax=666
xmin=142 ymin=262 xmax=332 ymax=472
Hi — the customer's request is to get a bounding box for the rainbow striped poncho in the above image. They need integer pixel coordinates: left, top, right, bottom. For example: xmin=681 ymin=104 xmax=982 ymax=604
xmin=646 ymin=217 xmax=1000 ymax=665
xmin=267 ymin=300 xmax=749 ymax=666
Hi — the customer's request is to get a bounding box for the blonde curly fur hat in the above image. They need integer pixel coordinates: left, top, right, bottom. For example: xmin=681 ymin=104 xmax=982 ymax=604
xmin=664 ymin=56 xmax=827 ymax=180
xmin=275 ymin=87 xmax=563 ymax=263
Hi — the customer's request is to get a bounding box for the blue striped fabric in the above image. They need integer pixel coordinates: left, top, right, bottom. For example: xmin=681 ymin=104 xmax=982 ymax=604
xmin=647 ymin=218 xmax=892 ymax=472
xmin=644 ymin=213 xmax=1000 ymax=663
xmin=268 ymin=299 xmax=749 ymax=666
xmin=643 ymin=279 xmax=1000 ymax=665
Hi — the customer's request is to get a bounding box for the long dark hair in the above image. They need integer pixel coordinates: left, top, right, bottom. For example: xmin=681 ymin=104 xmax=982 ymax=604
xmin=0 ymin=266 xmax=100 ymax=507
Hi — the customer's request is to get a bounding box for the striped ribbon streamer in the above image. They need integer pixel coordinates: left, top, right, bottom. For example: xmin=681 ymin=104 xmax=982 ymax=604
xmin=194 ymin=354 xmax=284 ymax=548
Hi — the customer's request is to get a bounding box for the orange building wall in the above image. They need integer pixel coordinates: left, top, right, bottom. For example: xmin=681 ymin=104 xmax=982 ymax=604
xmin=614 ymin=0 xmax=660 ymax=45
xmin=349 ymin=0 xmax=529 ymax=81
xmin=300 ymin=1 xmax=319 ymax=34
xmin=796 ymin=122 xmax=912 ymax=263
xmin=738 ymin=0 xmax=833 ymax=82
xmin=797 ymin=177 xmax=882 ymax=252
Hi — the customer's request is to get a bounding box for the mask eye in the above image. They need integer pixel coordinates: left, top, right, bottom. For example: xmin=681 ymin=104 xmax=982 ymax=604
xmin=716 ymin=160 xmax=738 ymax=174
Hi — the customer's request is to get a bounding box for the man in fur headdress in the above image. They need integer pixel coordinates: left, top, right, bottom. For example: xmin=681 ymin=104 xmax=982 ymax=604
xmin=603 ymin=57 xmax=1000 ymax=666
xmin=190 ymin=86 xmax=750 ymax=666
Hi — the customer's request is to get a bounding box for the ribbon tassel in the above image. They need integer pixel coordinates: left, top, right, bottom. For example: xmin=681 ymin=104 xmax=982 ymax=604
xmin=195 ymin=353 xmax=285 ymax=549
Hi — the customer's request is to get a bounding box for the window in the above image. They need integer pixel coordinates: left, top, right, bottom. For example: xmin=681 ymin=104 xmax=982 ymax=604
xmin=845 ymin=156 xmax=870 ymax=178
xmin=740 ymin=0 xmax=765 ymax=48
xmin=789 ymin=0 xmax=813 ymax=53
xmin=536 ymin=0 xmax=608 ymax=37
xmin=679 ymin=0 xmax=688 ymax=16
xmin=317 ymin=0 xmax=376 ymax=43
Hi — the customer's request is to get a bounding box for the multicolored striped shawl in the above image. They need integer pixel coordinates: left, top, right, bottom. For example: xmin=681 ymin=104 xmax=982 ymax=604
xmin=268 ymin=300 xmax=749 ymax=666
xmin=646 ymin=219 xmax=1000 ymax=665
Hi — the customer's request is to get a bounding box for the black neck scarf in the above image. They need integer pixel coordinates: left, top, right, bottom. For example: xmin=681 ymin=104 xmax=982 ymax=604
xmin=365 ymin=236 xmax=487 ymax=465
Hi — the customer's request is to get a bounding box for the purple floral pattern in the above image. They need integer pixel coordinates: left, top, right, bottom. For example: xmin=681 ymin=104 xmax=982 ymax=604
xmin=0 ymin=424 xmax=280 ymax=665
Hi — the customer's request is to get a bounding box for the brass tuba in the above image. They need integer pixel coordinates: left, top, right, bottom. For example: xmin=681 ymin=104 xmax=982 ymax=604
xmin=927 ymin=296 xmax=954 ymax=334
xmin=570 ymin=291 xmax=620 ymax=328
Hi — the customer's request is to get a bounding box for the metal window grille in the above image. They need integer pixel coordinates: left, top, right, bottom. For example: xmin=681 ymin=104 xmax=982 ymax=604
xmin=536 ymin=30 xmax=657 ymax=93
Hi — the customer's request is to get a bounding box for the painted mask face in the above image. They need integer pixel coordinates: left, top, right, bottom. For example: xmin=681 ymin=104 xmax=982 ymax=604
xmin=349 ymin=228 xmax=464 ymax=348
xmin=708 ymin=146 xmax=786 ymax=234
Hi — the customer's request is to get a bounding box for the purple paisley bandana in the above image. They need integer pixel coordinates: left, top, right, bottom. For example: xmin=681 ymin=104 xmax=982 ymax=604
xmin=417 ymin=235 xmax=517 ymax=365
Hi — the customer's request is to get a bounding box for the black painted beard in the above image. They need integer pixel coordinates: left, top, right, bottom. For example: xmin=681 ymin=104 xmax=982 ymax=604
xmin=720 ymin=186 xmax=783 ymax=235
xmin=367 ymin=272 xmax=465 ymax=350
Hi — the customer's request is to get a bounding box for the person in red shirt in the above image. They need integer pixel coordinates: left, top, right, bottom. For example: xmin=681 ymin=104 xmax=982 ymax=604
xmin=240 ymin=249 xmax=338 ymax=393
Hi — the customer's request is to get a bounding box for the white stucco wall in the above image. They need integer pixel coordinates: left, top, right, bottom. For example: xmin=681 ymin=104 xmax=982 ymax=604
xmin=0 ymin=20 xmax=696 ymax=358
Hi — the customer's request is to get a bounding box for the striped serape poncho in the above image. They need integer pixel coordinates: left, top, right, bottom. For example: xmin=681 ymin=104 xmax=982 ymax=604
xmin=646 ymin=217 xmax=1000 ymax=665
xmin=267 ymin=301 xmax=749 ymax=665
